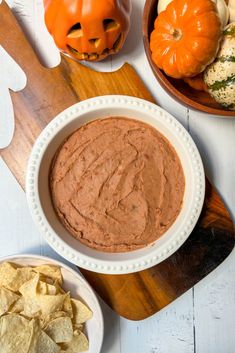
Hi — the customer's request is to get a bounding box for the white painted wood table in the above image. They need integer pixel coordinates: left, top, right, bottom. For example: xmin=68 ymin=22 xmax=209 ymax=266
xmin=0 ymin=1 xmax=235 ymax=352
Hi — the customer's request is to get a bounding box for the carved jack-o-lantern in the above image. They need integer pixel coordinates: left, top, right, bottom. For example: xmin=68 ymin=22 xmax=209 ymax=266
xmin=44 ymin=0 xmax=132 ymax=61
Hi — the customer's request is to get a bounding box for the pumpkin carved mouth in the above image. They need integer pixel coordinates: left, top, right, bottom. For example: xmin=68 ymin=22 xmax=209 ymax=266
xmin=67 ymin=33 xmax=123 ymax=61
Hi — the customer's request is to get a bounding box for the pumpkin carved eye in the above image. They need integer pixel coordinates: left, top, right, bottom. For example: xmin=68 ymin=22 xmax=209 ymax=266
xmin=67 ymin=23 xmax=83 ymax=38
xmin=103 ymin=19 xmax=120 ymax=31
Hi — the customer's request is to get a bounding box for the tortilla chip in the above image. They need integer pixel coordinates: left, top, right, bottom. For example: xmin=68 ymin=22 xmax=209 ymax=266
xmin=53 ymin=280 xmax=65 ymax=294
xmin=63 ymin=293 xmax=73 ymax=318
xmin=39 ymin=293 xmax=67 ymax=317
xmin=38 ymin=281 xmax=48 ymax=295
xmin=0 ymin=262 xmax=91 ymax=352
xmin=46 ymin=284 xmax=58 ymax=296
xmin=42 ymin=311 xmax=69 ymax=327
xmin=73 ymin=323 xmax=84 ymax=332
xmin=34 ymin=265 xmax=62 ymax=285
xmin=27 ymin=319 xmax=60 ymax=353
xmin=36 ymin=331 xmax=60 ymax=353
xmin=45 ymin=317 xmax=73 ymax=343
xmin=0 ymin=287 xmax=20 ymax=316
xmin=60 ymin=330 xmax=89 ymax=352
xmin=27 ymin=319 xmax=41 ymax=353
xmin=9 ymin=296 xmax=25 ymax=313
xmin=39 ymin=276 xmax=54 ymax=285
xmin=38 ymin=281 xmax=59 ymax=296
xmin=22 ymin=298 xmax=41 ymax=318
xmin=10 ymin=269 xmax=35 ymax=292
xmin=0 ymin=262 xmax=16 ymax=289
xmin=0 ymin=263 xmax=36 ymax=292
xmin=19 ymin=275 xmax=41 ymax=317
xmin=0 ymin=314 xmax=32 ymax=353
xmin=19 ymin=274 xmax=39 ymax=296
xmin=71 ymin=299 xmax=92 ymax=324
xmin=14 ymin=267 xmax=35 ymax=290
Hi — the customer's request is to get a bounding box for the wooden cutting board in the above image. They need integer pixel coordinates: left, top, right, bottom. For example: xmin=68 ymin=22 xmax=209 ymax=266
xmin=0 ymin=1 xmax=234 ymax=320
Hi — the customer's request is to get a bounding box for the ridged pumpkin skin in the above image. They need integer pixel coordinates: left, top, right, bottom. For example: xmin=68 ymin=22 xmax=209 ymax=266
xmin=158 ymin=0 xmax=229 ymax=27
xmin=44 ymin=0 xmax=131 ymax=61
xmin=150 ymin=0 xmax=222 ymax=79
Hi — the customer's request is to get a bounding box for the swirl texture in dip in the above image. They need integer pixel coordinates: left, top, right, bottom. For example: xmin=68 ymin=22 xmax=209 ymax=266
xmin=50 ymin=118 xmax=185 ymax=252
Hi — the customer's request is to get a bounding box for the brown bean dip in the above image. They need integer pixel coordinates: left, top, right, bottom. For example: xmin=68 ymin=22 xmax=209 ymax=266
xmin=50 ymin=118 xmax=185 ymax=252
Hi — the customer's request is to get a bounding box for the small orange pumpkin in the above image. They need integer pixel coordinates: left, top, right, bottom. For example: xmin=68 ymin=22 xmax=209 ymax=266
xmin=184 ymin=74 xmax=208 ymax=92
xmin=44 ymin=0 xmax=131 ymax=61
xmin=150 ymin=0 xmax=222 ymax=79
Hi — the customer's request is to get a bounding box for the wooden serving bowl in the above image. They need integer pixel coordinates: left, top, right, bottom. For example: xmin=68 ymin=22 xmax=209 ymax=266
xmin=143 ymin=0 xmax=235 ymax=117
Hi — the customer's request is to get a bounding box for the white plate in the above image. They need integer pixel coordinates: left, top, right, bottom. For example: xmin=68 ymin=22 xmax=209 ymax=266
xmin=26 ymin=95 xmax=205 ymax=274
xmin=0 ymin=254 xmax=103 ymax=353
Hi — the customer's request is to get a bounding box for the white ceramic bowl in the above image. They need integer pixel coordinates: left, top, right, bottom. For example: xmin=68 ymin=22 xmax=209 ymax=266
xmin=0 ymin=254 xmax=103 ymax=353
xmin=26 ymin=95 xmax=205 ymax=274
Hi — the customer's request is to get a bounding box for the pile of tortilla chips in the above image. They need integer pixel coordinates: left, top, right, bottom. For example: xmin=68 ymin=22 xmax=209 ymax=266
xmin=0 ymin=262 xmax=92 ymax=353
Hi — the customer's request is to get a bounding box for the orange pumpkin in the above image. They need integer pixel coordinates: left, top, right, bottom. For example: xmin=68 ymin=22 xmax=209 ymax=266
xmin=150 ymin=0 xmax=222 ymax=79
xmin=184 ymin=74 xmax=208 ymax=92
xmin=44 ymin=0 xmax=131 ymax=61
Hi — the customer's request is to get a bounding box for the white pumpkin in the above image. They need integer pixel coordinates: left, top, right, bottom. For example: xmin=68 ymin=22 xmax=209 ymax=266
xmin=204 ymin=23 xmax=235 ymax=111
xmin=157 ymin=0 xmax=172 ymax=14
xmin=212 ymin=0 xmax=229 ymax=27
xmin=228 ymin=0 xmax=235 ymax=22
